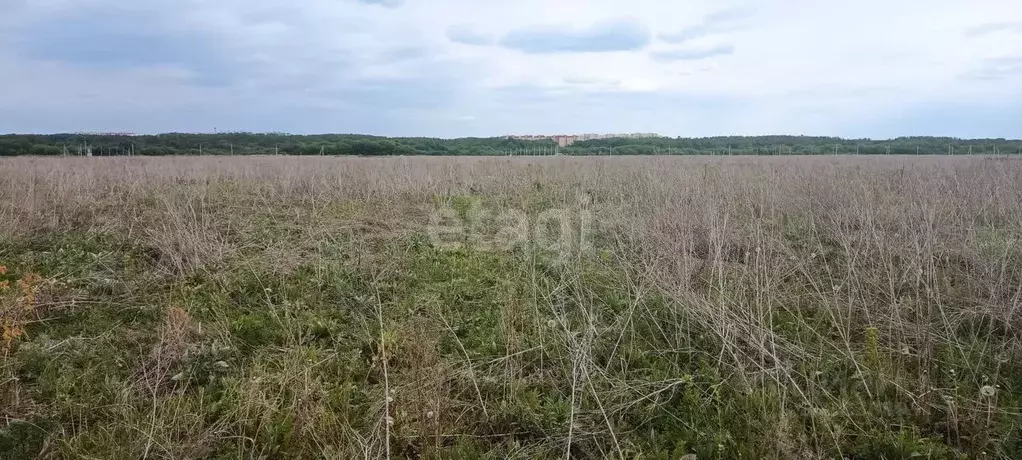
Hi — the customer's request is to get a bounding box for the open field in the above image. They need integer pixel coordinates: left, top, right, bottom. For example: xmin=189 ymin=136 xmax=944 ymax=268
xmin=1 ymin=155 xmax=1021 ymax=459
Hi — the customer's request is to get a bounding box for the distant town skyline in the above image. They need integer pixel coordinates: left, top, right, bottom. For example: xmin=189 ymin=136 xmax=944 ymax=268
xmin=505 ymin=133 xmax=661 ymax=147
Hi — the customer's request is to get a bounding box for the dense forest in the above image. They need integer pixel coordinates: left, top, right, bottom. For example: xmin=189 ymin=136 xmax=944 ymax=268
xmin=1 ymin=133 xmax=1021 ymax=156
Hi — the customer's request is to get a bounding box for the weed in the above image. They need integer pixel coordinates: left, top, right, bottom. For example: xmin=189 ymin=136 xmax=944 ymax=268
xmin=1 ymin=156 xmax=1021 ymax=458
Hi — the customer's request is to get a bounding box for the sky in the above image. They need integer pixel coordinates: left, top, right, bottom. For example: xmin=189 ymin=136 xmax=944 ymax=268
xmin=1 ymin=0 xmax=1021 ymax=138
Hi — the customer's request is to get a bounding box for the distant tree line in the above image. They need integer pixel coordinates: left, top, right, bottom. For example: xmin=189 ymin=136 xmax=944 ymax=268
xmin=564 ymin=136 xmax=1022 ymax=156
xmin=1 ymin=133 xmax=1020 ymax=156
xmin=0 ymin=133 xmax=554 ymax=156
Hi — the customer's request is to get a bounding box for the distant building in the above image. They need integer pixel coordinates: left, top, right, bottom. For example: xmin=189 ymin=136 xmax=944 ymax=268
xmin=553 ymin=135 xmax=577 ymax=147
xmin=74 ymin=132 xmax=137 ymax=136
xmin=505 ymin=132 xmax=660 ymax=146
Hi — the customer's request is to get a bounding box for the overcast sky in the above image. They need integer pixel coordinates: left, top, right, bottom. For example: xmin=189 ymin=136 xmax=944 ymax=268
xmin=1 ymin=0 xmax=1021 ymax=138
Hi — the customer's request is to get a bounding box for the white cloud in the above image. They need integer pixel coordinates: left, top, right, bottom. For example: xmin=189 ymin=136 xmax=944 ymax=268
xmin=1 ymin=0 xmax=1021 ymax=137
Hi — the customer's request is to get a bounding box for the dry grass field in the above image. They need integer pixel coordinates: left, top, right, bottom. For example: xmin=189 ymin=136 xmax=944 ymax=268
xmin=1 ymin=155 xmax=1021 ymax=459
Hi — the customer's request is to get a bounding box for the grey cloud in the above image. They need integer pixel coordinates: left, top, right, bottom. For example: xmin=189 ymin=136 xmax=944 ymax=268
xmin=0 ymin=0 xmax=476 ymax=134
xmin=961 ymin=57 xmax=1022 ymax=81
xmin=379 ymin=46 xmax=429 ymax=62
xmin=9 ymin=5 xmax=241 ymax=86
xmin=447 ymin=25 xmax=494 ymax=46
xmin=659 ymin=7 xmax=750 ymax=44
xmin=5 ymin=2 xmax=381 ymax=90
xmin=651 ymin=44 xmax=735 ymax=61
xmin=965 ymin=22 xmax=1022 ymax=37
xmin=498 ymin=18 xmax=651 ymax=53
xmin=705 ymin=8 xmax=750 ymax=24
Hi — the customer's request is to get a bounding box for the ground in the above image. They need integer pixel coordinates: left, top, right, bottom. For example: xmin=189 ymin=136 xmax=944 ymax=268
xmin=1 ymin=155 xmax=1020 ymax=459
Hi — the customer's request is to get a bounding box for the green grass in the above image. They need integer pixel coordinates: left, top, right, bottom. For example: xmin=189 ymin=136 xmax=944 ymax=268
xmin=2 ymin=156 xmax=1021 ymax=459
xmin=3 ymin=230 xmax=1016 ymax=459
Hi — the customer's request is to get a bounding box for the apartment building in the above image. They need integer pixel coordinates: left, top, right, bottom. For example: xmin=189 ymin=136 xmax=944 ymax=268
xmin=505 ymin=133 xmax=660 ymax=146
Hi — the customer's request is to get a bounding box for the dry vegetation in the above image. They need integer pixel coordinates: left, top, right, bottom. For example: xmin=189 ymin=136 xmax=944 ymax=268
xmin=1 ymin=155 xmax=1021 ymax=459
